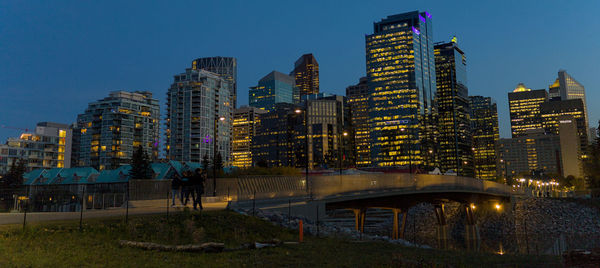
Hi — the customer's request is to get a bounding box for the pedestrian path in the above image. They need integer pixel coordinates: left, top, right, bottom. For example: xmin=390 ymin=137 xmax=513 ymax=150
xmin=0 ymin=199 xmax=228 ymax=225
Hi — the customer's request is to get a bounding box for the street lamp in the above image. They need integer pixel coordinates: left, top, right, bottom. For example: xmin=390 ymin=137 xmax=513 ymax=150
xmin=213 ymin=116 xmax=225 ymax=196
xmin=339 ymin=131 xmax=348 ymax=175
xmin=295 ymin=107 xmax=309 ymax=198
xmin=500 ymin=159 xmax=508 ymax=184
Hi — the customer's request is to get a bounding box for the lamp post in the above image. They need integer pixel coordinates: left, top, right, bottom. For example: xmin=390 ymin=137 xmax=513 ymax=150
xmin=339 ymin=131 xmax=348 ymax=175
xmin=213 ymin=116 xmax=225 ymax=197
xmin=500 ymin=159 xmax=508 ymax=184
xmin=295 ymin=106 xmax=309 ymax=198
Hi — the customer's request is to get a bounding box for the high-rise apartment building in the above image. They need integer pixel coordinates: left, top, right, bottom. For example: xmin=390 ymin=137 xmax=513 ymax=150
xmin=508 ymin=84 xmax=547 ymax=137
xmin=74 ymin=91 xmax=160 ymax=170
xmin=232 ymin=106 xmax=267 ymax=168
xmin=166 ymin=69 xmax=232 ymax=165
xmin=0 ymin=122 xmax=72 ymax=173
xmin=366 ymin=11 xmax=437 ymax=168
xmin=540 ymin=99 xmax=588 ymax=153
xmin=192 ymin=57 xmax=237 ymax=108
xmin=346 ymin=77 xmax=370 ymax=167
xmin=434 ymin=39 xmax=472 ymax=176
xmin=469 ymin=96 xmax=499 ymax=180
xmin=249 ymin=71 xmax=296 ymax=112
xmin=291 ymin=54 xmax=319 ymax=98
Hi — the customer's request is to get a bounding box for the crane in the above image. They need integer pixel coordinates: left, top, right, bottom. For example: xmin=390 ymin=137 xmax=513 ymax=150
xmin=0 ymin=124 xmax=31 ymax=133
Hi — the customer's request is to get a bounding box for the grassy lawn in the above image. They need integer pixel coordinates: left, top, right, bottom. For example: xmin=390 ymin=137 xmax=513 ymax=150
xmin=0 ymin=210 xmax=561 ymax=267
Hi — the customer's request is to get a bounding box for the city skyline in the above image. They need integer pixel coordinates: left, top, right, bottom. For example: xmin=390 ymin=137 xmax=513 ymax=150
xmin=1 ymin=1 xmax=599 ymax=144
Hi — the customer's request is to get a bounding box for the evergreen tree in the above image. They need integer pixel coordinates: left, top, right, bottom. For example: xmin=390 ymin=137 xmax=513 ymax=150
xmin=202 ymin=153 xmax=210 ymax=172
xmin=213 ymin=152 xmax=223 ymax=172
xmin=2 ymin=159 xmax=26 ymax=188
xmin=130 ymin=146 xmax=152 ymax=180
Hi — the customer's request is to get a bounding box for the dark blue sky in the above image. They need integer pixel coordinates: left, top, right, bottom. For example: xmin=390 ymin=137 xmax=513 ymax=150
xmin=1 ymin=0 xmax=598 ymax=143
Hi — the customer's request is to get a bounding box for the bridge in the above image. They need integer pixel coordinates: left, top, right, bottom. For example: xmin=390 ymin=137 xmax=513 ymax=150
xmin=230 ymin=173 xmax=517 ymax=246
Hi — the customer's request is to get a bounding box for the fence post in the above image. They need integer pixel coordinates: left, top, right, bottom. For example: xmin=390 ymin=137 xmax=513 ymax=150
xmin=166 ymin=189 xmax=169 ymax=221
xmin=252 ymin=190 xmax=256 ymax=217
xmin=79 ymin=190 xmax=85 ymax=231
xmin=126 ymin=180 xmax=130 ymax=224
xmin=524 ymin=219 xmax=529 ymax=254
xmin=288 ymin=199 xmax=291 ymax=225
xmin=22 ymin=200 xmax=27 ymax=230
xmin=316 ymin=205 xmax=319 ymax=237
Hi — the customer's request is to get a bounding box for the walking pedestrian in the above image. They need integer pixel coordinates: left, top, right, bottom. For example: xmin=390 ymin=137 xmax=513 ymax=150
xmin=181 ymin=171 xmax=193 ymax=206
xmin=171 ymin=172 xmax=182 ymax=207
xmin=192 ymin=168 xmax=206 ymax=211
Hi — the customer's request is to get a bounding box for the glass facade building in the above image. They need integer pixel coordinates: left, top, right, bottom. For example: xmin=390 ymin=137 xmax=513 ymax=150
xmin=469 ymin=96 xmax=499 ymax=180
xmin=166 ymin=69 xmax=232 ymax=165
xmin=74 ymin=91 xmax=160 ymax=170
xmin=249 ymin=71 xmax=296 ymax=112
xmin=346 ymin=77 xmax=371 ymax=167
xmin=192 ymin=57 xmax=237 ymax=109
xmin=434 ymin=40 xmax=472 ymax=176
xmin=548 ymin=70 xmax=588 ymax=135
xmin=291 ymin=54 xmax=319 ymax=98
xmin=541 ymin=99 xmax=588 ymax=153
xmin=232 ymin=106 xmax=267 ymax=168
xmin=508 ymin=84 xmax=548 ymax=138
xmin=366 ymin=11 xmax=437 ymax=168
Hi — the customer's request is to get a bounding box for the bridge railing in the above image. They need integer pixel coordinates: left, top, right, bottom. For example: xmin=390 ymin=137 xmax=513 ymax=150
xmin=232 ymin=173 xmax=515 ymax=202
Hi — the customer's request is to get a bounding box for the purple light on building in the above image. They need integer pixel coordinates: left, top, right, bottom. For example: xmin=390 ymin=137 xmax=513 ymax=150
xmin=419 ymin=14 xmax=426 ymax=23
xmin=425 ymin=11 xmax=431 ymax=18
xmin=203 ymin=135 xmax=212 ymax=144
xmin=412 ymin=26 xmax=420 ymax=35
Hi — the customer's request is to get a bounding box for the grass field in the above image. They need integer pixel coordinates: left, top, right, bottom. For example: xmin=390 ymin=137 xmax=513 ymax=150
xmin=0 ymin=210 xmax=561 ymax=267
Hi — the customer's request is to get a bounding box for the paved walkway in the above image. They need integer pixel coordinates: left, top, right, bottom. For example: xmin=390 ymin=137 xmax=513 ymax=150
xmin=0 ymin=199 xmax=228 ymax=225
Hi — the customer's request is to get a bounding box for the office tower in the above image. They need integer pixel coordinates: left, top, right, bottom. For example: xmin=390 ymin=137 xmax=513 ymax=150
xmin=0 ymin=122 xmax=72 ymax=173
xmin=192 ymin=57 xmax=237 ymax=108
xmin=303 ymin=94 xmax=351 ymax=169
xmin=291 ymin=54 xmax=319 ymax=98
xmin=540 ymin=99 xmax=588 ymax=153
xmin=166 ymin=69 xmax=232 ymax=165
xmin=558 ymin=116 xmax=582 ymax=178
xmin=496 ymin=130 xmax=561 ymax=178
xmin=232 ymin=106 xmax=267 ymax=168
xmin=434 ymin=39 xmax=473 ymax=176
xmin=346 ymin=77 xmax=371 ymax=167
xmin=469 ymin=96 xmax=500 ymax=180
xmin=252 ymin=103 xmax=304 ymax=167
xmin=590 ymin=127 xmax=598 ymax=143
xmin=249 ymin=71 xmax=296 ymax=112
xmin=508 ymin=84 xmax=548 ymax=137
xmin=549 ymin=70 xmax=589 ymax=137
xmin=74 ymin=91 xmax=160 ymax=170
xmin=366 ymin=11 xmax=437 ymax=169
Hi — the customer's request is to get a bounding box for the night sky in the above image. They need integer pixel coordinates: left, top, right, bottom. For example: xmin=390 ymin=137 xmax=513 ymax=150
xmin=1 ymin=0 xmax=598 ymax=144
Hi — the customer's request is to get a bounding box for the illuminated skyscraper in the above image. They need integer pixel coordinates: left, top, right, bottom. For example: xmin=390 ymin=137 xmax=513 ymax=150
xmin=508 ymin=84 xmax=547 ymax=137
xmin=291 ymin=54 xmax=319 ymax=98
xmin=548 ymin=70 xmax=588 ymax=134
xmin=469 ymin=96 xmax=499 ymax=180
xmin=249 ymin=71 xmax=296 ymax=112
xmin=346 ymin=77 xmax=370 ymax=167
xmin=232 ymin=106 xmax=266 ymax=168
xmin=496 ymin=130 xmax=561 ymax=178
xmin=166 ymin=69 xmax=232 ymax=165
xmin=434 ymin=39 xmax=472 ymax=176
xmin=192 ymin=57 xmax=237 ymax=108
xmin=366 ymin=11 xmax=437 ymax=168
xmin=541 ymin=99 xmax=588 ymax=153
xmin=75 ymin=91 xmax=160 ymax=170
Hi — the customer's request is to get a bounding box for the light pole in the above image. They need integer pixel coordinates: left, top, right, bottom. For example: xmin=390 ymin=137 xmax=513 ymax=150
xmin=500 ymin=159 xmax=508 ymax=184
xmin=339 ymin=131 xmax=348 ymax=175
xmin=295 ymin=106 xmax=309 ymax=198
xmin=213 ymin=116 xmax=225 ymax=197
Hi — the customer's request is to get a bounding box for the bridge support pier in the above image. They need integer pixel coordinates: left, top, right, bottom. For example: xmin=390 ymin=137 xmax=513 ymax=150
xmin=434 ymin=204 xmax=448 ymax=249
xmin=352 ymin=208 xmax=366 ymax=233
xmin=464 ymin=204 xmax=480 ymax=251
xmin=391 ymin=209 xmax=408 ymax=240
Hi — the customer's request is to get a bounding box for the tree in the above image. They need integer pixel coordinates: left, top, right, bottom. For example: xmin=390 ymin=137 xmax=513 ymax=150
xmin=213 ymin=152 xmax=223 ymax=173
xmin=130 ymin=145 xmax=152 ymax=180
xmin=2 ymin=159 xmax=26 ymax=189
xmin=202 ymin=154 xmax=210 ymax=172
